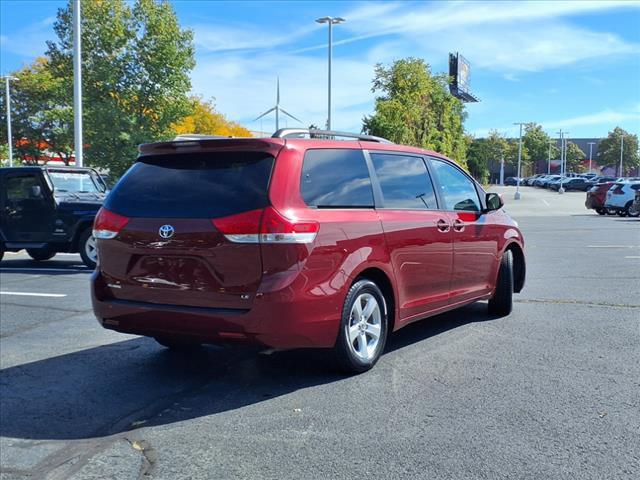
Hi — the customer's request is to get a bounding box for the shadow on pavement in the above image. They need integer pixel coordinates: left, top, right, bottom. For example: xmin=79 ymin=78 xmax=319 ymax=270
xmin=0 ymin=257 xmax=92 ymax=274
xmin=0 ymin=303 xmax=494 ymax=441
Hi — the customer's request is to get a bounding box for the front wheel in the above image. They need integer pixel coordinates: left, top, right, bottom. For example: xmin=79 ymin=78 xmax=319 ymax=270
xmin=488 ymin=250 xmax=514 ymax=317
xmin=27 ymin=248 xmax=56 ymax=262
xmin=78 ymin=229 xmax=97 ymax=269
xmin=626 ymin=202 xmax=639 ymax=218
xmin=333 ymin=279 xmax=388 ymax=374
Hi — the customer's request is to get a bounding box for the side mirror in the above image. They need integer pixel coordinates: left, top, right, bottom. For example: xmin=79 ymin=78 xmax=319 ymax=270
xmin=484 ymin=192 xmax=503 ymax=212
xmin=30 ymin=185 xmax=43 ymax=199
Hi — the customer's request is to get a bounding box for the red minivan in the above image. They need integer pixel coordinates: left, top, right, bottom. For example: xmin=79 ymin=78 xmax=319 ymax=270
xmin=92 ymin=129 xmax=525 ymax=372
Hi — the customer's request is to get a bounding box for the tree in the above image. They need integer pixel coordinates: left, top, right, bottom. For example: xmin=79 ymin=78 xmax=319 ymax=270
xmin=0 ymin=58 xmax=74 ymax=165
xmin=504 ymin=138 xmax=530 ymax=173
xmin=565 ymin=141 xmax=586 ymax=172
xmin=466 ymin=130 xmax=509 ymax=183
xmin=362 ymin=58 xmax=468 ymax=168
xmin=171 ymin=97 xmax=251 ymax=137
xmin=597 ymin=127 xmax=639 ymax=175
xmin=521 ymin=123 xmax=558 ymax=174
xmin=46 ymin=0 xmax=195 ymax=176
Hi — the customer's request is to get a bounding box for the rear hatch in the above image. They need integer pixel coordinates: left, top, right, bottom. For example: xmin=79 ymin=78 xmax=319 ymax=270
xmin=97 ymin=148 xmax=277 ymax=310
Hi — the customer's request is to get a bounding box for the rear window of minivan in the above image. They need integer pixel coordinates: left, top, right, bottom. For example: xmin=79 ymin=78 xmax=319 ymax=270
xmin=104 ymin=152 xmax=274 ymax=218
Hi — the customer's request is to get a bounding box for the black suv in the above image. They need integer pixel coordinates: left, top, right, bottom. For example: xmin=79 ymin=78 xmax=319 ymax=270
xmin=0 ymin=166 xmax=107 ymax=268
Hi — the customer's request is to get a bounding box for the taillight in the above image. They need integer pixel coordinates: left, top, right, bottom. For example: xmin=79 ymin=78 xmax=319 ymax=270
xmin=93 ymin=207 xmax=130 ymax=239
xmin=212 ymin=207 xmax=319 ymax=244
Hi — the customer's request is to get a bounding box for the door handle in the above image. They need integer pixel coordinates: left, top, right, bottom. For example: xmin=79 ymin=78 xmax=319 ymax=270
xmin=436 ymin=219 xmax=450 ymax=232
xmin=453 ymin=219 xmax=465 ymax=232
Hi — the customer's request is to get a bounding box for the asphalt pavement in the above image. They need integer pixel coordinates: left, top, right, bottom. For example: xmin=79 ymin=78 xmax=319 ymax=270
xmin=1 ymin=186 xmax=639 ymax=479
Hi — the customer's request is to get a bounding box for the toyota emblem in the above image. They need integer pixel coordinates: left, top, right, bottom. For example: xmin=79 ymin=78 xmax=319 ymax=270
xmin=158 ymin=224 xmax=175 ymax=239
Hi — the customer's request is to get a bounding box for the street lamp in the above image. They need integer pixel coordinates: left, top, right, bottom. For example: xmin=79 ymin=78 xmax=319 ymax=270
xmin=315 ymin=16 xmax=345 ymax=131
xmin=619 ymin=134 xmax=625 ymax=177
xmin=513 ymin=122 xmax=526 ymax=200
xmin=2 ymin=75 xmax=18 ymax=167
xmin=73 ymin=0 xmax=83 ymax=167
xmin=587 ymin=141 xmax=596 ymax=174
xmin=547 ymin=140 xmax=554 ymax=175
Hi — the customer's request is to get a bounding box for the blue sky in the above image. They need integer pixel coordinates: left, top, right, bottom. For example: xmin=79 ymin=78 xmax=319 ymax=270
xmin=1 ymin=0 xmax=639 ymax=140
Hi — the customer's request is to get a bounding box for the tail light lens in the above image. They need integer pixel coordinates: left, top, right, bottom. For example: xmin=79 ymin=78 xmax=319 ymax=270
xmin=212 ymin=207 xmax=319 ymax=244
xmin=93 ymin=207 xmax=130 ymax=239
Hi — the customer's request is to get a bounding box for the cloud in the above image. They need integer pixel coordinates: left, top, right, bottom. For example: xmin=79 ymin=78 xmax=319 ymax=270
xmin=544 ymin=107 xmax=640 ymax=130
xmin=191 ymin=52 xmax=375 ymax=132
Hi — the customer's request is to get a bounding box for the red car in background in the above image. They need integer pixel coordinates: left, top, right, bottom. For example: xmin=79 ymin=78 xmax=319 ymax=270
xmin=585 ymin=182 xmax=616 ymax=215
xmin=91 ymin=129 xmax=526 ymax=373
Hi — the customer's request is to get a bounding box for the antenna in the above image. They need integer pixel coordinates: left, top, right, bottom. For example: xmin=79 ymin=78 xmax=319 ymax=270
xmin=254 ymin=77 xmax=302 ymax=131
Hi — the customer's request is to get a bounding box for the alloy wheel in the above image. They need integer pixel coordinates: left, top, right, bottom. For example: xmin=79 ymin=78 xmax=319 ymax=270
xmin=347 ymin=293 xmax=382 ymax=361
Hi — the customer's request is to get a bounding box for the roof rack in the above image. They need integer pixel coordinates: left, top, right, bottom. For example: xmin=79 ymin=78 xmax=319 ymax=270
xmin=272 ymin=128 xmax=392 ymax=144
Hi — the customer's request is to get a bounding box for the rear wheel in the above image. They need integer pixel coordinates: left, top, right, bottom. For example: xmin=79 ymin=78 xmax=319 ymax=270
xmin=628 ymin=203 xmax=640 ymax=218
xmin=333 ymin=279 xmax=388 ymax=374
xmin=27 ymin=248 xmax=56 ymax=262
xmin=78 ymin=229 xmax=97 ymax=269
xmin=488 ymin=250 xmax=514 ymax=317
xmin=154 ymin=336 xmax=202 ymax=351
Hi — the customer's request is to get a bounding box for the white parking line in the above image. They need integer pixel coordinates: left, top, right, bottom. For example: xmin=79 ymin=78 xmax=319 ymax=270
xmin=541 ymin=199 xmax=550 ymax=206
xmin=624 ymin=256 xmax=640 ymax=259
xmin=0 ymin=291 xmax=67 ymax=298
xmin=587 ymin=245 xmax=639 ymax=249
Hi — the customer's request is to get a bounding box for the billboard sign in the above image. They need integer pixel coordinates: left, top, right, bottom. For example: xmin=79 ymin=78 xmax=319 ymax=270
xmin=449 ymin=52 xmax=479 ymax=103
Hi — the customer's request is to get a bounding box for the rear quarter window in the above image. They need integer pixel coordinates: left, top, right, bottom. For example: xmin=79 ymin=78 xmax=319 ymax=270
xmin=104 ymin=151 xmax=274 ymax=218
xmin=300 ymin=149 xmax=374 ymax=208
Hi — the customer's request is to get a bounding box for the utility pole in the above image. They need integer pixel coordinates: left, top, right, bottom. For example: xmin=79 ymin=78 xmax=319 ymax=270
xmin=587 ymin=141 xmax=596 ymax=174
xmin=315 ymin=16 xmax=345 ymax=131
xmin=513 ymin=122 xmax=526 ymax=200
xmin=559 ymin=132 xmax=569 ymax=194
xmin=547 ymin=141 xmax=553 ymax=175
xmin=499 ymin=154 xmax=505 ymax=186
xmin=619 ymin=134 xmax=625 ymax=177
xmin=2 ymin=75 xmax=18 ymax=167
xmin=73 ymin=0 xmax=83 ymax=167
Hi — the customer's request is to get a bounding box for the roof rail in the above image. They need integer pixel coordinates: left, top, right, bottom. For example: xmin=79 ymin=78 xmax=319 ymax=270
xmin=272 ymin=128 xmax=392 ymax=144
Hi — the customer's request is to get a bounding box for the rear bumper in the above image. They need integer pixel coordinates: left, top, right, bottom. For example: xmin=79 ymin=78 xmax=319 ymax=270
xmin=91 ymin=270 xmax=341 ymax=349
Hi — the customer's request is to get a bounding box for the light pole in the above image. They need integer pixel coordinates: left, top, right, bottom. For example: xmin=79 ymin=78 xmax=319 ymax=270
xmin=2 ymin=75 xmax=18 ymax=167
xmin=315 ymin=16 xmax=345 ymax=131
xmin=619 ymin=134 xmax=625 ymax=177
xmin=73 ymin=0 xmax=83 ymax=167
xmin=587 ymin=141 xmax=596 ymax=174
xmin=547 ymin=140 xmax=553 ymax=175
xmin=559 ymin=132 xmax=569 ymax=194
xmin=513 ymin=122 xmax=525 ymax=199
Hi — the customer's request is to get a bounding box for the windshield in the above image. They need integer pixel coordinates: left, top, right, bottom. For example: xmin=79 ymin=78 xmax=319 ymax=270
xmin=48 ymin=171 xmax=104 ymax=193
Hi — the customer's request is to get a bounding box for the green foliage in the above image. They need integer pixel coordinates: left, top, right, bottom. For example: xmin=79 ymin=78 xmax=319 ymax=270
xmin=466 ymin=130 xmax=510 ymax=183
xmin=522 ymin=123 xmax=557 ymax=165
xmin=0 ymin=58 xmax=73 ymax=164
xmin=362 ymin=58 xmax=468 ymax=168
xmin=46 ymin=0 xmax=195 ymax=176
xmin=564 ymin=141 xmax=586 ymax=172
xmin=597 ymin=127 xmax=639 ymax=175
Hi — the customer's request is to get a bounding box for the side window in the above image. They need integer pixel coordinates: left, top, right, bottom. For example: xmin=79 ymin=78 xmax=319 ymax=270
xmin=5 ymin=174 xmax=42 ymax=202
xmin=370 ymin=153 xmax=437 ymax=209
xmin=301 ymin=149 xmax=374 ymax=207
xmin=430 ymin=159 xmax=481 ymax=212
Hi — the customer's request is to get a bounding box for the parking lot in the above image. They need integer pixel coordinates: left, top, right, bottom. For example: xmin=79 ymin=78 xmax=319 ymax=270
xmin=1 ymin=186 xmax=638 ymax=479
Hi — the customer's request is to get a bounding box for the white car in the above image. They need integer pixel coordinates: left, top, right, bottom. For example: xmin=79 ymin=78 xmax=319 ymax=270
xmin=604 ymin=182 xmax=640 ymax=217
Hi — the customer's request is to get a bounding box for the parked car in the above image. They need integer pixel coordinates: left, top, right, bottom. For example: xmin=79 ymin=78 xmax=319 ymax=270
xmin=91 ymin=129 xmax=526 ymax=373
xmin=504 ymin=176 xmax=522 ymax=186
xmin=604 ymin=182 xmax=640 ymax=217
xmin=0 ymin=166 xmax=107 ymax=267
xmin=585 ymin=182 xmax=616 ymax=215
xmin=525 ymin=174 xmax=544 ymax=186
xmin=549 ymin=177 xmax=590 ymax=191
xmin=533 ymin=175 xmax=551 ymax=187
xmin=631 ymin=189 xmax=640 ymax=217
xmin=539 ymin=175 xmax=561 ymax=188
xmin=586 ymin=176 xmax=617 ymax=188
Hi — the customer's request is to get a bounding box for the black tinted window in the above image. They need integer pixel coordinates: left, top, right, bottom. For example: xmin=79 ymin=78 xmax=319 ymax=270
xmin=371 ymin=153 xmax=437 ymax=209
xmin=301 ymin=149 xmax=373 ymax=207
xmin=5 ymin=174 xmax=42 ymax=202
xmin=105 ymin=152 xmax=274 ymax=218
xmin=430 ymin=159 xmax=481 ymax=212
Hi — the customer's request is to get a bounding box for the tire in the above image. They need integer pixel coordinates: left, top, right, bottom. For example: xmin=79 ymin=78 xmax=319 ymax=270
xmin=27 ymin=248 xmax=56 ymax=262
xmin=617 ymin=208 xmax=627 ymax=217
xmin=78 ymin=229 xmax=97 ymax=269
xmin=332 ymin=279 xmax=388 ymax=374
xmin=154 ymin=336 xmax=201 ymax=351
xmin=628 ymin=203 xmax=640 ymax=218
xmin=488 ymin=250 xmax=514 ymax=317
xmin=0 ymin=244 xmax=4 ymax=262
xmin=595 ymin=208 xmax=606 ymax=215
